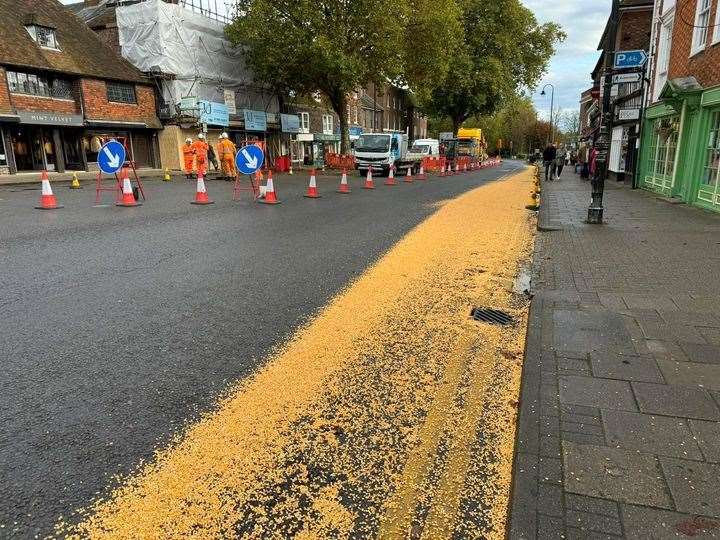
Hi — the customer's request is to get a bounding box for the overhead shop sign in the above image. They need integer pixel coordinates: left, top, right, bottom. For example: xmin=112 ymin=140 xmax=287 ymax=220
xmin=280 ymin=114 xmax=300 ymax=133
xmin=618 ymin=108 xmax=641 ymax=121
xmin=17 ymin=111 xmax=84 ymax=127
xmin=199 ymin=100 xmax=229 ymax=127
xmin=244 ymin=110 xmax=267 ymax=132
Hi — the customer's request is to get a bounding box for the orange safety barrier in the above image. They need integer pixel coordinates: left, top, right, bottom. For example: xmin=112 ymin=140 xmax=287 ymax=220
xmin=421 ymin=156 xmax=447 ymax=172
xmin=325 ymin=153 xmax=356 ymax=170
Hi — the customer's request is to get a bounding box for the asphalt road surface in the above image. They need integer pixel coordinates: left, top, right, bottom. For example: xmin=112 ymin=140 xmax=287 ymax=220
xmin=0 ymin=161 xmax=524 ymax=537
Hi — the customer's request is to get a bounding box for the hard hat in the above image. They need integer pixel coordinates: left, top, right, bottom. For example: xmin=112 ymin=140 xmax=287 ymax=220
xmin=221 ymin=132 xmax=228 ymax=139
xmin=185 ymin=138 xmax=192 ymax=143
xmin=198 ymin=133 xmax=205 ymax=140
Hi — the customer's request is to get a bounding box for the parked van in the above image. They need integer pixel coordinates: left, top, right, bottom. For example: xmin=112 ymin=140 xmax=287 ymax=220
xmin=398 ymin=138 xmax=440 ymax=173
xmin=354 ymin=132 xmax=408 ymax=176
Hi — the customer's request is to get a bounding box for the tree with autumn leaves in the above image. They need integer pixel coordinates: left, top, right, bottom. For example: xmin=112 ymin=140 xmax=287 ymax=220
xmin=227 ymin=0 xmax=564 ymax=153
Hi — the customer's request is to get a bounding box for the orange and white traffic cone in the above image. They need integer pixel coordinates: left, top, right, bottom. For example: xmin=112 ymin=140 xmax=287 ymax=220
xmin=258 ymin=170 xmax=281 ymax=204
xmin=363 ymin=166 xmax=375 ymax=189
xmin=304 ymin=169 xmax=321 ymax=198
xmin=337 ymin=168 xmax=351 ymax=194
xmin=418 ymin=164 xmax=427 ymax=181
xmin=116 ymin=167 xmax=141 ymax=207
xmin=440 ymin=163 xmax=446 ymax=178
xmin=190 ymin=173 xmax=214 ymax=205
xmin=463 ymin=162 xmax=468 ymax=173
xmin=35 ymin=170 xmax=63 ymax=209
xmin=384 ymin=165 xmax=397 ymax=186
xmin=403 ymin=166 xmax=413 ymax=183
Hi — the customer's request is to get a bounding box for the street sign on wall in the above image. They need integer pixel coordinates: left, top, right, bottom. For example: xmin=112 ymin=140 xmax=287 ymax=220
xmin=198 ymin=101 xmax=229 ymax=127
xmin=614 ymin=50 xmax=648 ymax=69
xmin=243 ymin=110 xmax=267 ymax=131
xmin=612 ymin=72 xmax=642 ymax=84
xmin=280 ymin=114 xmax=300 ymax=133
xmin=617 ymin=108 xmax=641 ymax=121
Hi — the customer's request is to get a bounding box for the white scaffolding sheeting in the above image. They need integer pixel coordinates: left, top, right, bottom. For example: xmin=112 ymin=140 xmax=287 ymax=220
xmin=116 ymin=0 xmax=275 ymax=111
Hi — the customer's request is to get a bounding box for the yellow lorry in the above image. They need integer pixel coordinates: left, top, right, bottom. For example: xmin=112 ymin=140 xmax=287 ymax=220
xmin=445 ymin=128 xmax=488 ymax=164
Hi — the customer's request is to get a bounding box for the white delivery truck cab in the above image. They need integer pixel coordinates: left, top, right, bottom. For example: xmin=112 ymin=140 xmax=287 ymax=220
xmin=354 ymin=132 xmax=408 ymax=176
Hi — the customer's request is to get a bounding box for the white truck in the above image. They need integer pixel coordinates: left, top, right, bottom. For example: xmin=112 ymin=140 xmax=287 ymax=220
xmin=353 ymin=132 xmax=408 ymax=176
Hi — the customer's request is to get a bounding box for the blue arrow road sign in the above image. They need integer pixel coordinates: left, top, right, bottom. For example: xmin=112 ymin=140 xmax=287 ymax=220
xmin=97 ymin=140 xmax=126 ymax=175
xmin=235 ymin=144 xmax=265 ymax=175
xmin=614 ymin=50 xmax=648 ymax=69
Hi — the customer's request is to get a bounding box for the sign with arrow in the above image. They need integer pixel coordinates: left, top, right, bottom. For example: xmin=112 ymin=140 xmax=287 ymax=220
xmin=97 ymin=140 xmax=126 ymax=175
xmin=235 ymin=144 xmax=265 ymax=175
xmin=614 ymin=50 xmax=648 ymax=69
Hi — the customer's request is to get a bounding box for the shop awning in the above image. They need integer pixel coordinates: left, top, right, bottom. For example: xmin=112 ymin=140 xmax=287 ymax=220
xmin=86 ymin=119 xmax=162 ymax=129
xmin=0 ymin=113 xmax=20 ymax=122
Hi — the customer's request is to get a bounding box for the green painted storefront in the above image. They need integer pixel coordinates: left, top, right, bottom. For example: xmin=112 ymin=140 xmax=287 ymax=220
xmin=638 ymin=82 xmax=720 ymax=212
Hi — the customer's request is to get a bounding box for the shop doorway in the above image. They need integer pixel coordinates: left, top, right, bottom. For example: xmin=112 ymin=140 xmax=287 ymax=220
xmin=9 ymin=126 xmax=64 ymax=172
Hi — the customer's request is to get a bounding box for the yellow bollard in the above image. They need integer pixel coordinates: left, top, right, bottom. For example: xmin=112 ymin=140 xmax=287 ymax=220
xmin=69 ymin=172 xmax=82 ymax=189
xmin=163 ymin=168 xmax=171 ymax=182
xmin=525 ymin=190 xmax=539 ymax=211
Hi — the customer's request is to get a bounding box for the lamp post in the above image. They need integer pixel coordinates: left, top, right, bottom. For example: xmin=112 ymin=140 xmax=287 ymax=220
xmin=587 ymin=0 xmax=620 ymax=224
xmin=541 ymin=84 xmax=555 ymax=144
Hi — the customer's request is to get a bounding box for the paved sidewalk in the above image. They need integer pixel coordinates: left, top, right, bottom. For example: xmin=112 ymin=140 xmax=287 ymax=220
xmin=510 ymin=169 xmax=720 ymax=538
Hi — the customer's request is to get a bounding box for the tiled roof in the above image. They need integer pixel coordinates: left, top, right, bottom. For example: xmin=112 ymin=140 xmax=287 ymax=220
xmin=0 ymin=0 xmax=148 ymax=83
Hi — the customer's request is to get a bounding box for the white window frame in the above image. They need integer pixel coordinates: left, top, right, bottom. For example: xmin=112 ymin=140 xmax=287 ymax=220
xmin=322 ymin=114 xmax=333 ymax=135
xmin=691 ymin=0 xmax=712 ymax=55
xmin=25 ymin=25 xmax=60 ymax=51
xmin=653 ymin=12 xmax=674 ymax=102
xmin=299 ymin=112 xmax=310 ymax=133
xmin=714 ymin=0 xmax=720 ymax=44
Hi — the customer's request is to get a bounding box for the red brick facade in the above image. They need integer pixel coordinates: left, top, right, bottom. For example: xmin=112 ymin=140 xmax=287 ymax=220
xmin=668 ymin=0 xmax=720 ymax=87
xmin=80 ymin=79 xmax=158 ymax=126
xmin=617 ymin=10 xmax=653 ymax=50
xmin=0 ymin=68 xmax=12 ymax=114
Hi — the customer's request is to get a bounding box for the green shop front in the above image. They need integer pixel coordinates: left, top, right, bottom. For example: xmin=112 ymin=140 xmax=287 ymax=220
xmin=638 ymin=79 xmax=720 ymax=212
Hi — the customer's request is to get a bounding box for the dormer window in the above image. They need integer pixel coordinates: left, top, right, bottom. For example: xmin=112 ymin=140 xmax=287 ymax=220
xmin=26 ymin=25 xmax=59 ymax=50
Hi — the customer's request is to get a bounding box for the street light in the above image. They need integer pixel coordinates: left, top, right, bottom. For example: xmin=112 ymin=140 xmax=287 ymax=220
xmin=541 ymin=84 xmax=555 ymax=144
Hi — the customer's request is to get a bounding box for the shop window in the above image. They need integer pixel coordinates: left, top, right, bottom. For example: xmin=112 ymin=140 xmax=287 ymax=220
xmin=25 ymin=25 xmax=59 ymax=50
xmin=691 ymin=0 xmax=711 ymax=54
xmin=106 ymin=82 xmax=137 ymax=104
xmin=6 ymin=70 xmax=73 ymax=99
xmin=702 ymin=111 xmax=720 ymax=188
xmin=645 ymin=116 xmax=679 ymax=191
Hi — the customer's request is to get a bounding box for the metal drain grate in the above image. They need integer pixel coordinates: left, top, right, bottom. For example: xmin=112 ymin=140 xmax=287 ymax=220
xmin=470 ymin=308 xmax=514 ymax=326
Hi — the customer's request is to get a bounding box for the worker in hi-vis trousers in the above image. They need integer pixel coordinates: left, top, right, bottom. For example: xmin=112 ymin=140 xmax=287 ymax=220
xmin=191 ymin=133 xmax=209 ymax=177
xmin=182 ymin=138 xmax=195 ymax=179
xmin=218 ymin=132 xmax=237 ymax=180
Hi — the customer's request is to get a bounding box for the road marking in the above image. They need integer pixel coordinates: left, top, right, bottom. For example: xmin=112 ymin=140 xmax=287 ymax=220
xmin=60 ymin=167 xmax=536 ymax=539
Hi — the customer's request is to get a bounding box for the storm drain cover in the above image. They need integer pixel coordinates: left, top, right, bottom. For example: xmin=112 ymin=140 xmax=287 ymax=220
xmin=470 ymin=308 xmax=514 ymax=326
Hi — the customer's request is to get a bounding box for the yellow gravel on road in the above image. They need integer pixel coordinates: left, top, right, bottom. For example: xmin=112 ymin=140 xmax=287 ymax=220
xmin=60 ymin=168 xmax=536 ymax=539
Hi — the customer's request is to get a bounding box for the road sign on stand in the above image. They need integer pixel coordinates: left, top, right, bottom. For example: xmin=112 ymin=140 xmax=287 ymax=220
xmin=614 ymin=50 xmax=648 ymax=69
xmin=97 ymin=140 xmax=126 ymax=175
xmin=235 ymin=145 xmax=265 ymax=175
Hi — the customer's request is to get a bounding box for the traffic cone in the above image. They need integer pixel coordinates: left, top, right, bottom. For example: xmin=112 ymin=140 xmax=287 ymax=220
xmin=363 ymin=166 xmax=375 ymax=189
xmin=190 ymin=173 xmax=214 ymax=205
xmin=69 ymin=172 xmax=81 ymax=189
xmin=258 ymin=170 xmax=281 ymax=204
xmin=116 ymin=167 xmax=141 ymax=207
xmin=304 ymin=169 xmax=321 ymax=198
xmin=403 ymin=166 xmax=413 ymax=183
xmin=289 ymin=162 xmax=294 ymax=176
xmin=418 ymin=164 xmax=427 ymax=181
xmin=35 ymin=171 xmax=63 ymax=209
xmin=384 ymin=165 xmax=397 ymax=186
xmin=337 ymin=169 xmax=351 ymax=194
xmin=163 ymin=168 xmax=171 ymax=182
xmin=463 ymin=162 xmax=468 ymax=173
xmin=440 ymin=163 xmax=446 ymax=177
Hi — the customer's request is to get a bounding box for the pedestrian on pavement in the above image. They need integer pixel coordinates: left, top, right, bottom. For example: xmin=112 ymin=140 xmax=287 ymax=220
xmin=543 ymin=143 xmax=557 ymax=182
xmin=182 ymin=138 xmax=195 ymax=179
xmin=578 ymin=143 xmax=590 ymax=180
xmin=191 ymin=133 xmax=209 ymax=177
xmin=556 ymin=144 xmax=567 ymax=180
xmin=207 ymin=141 xmax=219 ymax=173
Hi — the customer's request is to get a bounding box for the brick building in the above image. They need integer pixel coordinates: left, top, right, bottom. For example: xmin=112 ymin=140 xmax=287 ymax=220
xmin=0 ymin=0 xmax=161 ymax=175
xmin=638 ymin=0 xmax=720 ymax=213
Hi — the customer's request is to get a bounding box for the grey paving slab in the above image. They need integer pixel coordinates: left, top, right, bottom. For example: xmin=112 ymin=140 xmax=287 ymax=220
xmin=622 ymin=294 xmax=678 ymax=311
xmin=590 ymin=352 xmax=664 ymax=383
xmin=689 ymin=420 xmax=720 ymax=463
xmin=553 ymin=309 xmax=636 ymax=355
xmin=562 ymin=441 xmax=672 ymax=508
xmin=680 ymin=342 xmax=720 ymax=364
xmin=660 ymin=458 xmax=720 ymax=517
xmin=622 ymin=505 xmax=720 ymax=539
xmin=656 ymin=358 xmax=720 ymax=391
xmin=632 ymin=382 xmax=720 ymax=421
xmin=559 ymin=376 xmax=637 ymax=411
xmin=602 ymin=410 xmax=703 ymax=460
xmin=565 ymin=493 xmax=619 ymax=517
xmin=565 ymin=509 xmax=623 ymax=536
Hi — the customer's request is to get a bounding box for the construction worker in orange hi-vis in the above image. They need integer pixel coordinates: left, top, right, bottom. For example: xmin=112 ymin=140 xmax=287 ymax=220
xmin=182 ymin=137 xmax=195 ymax=179
xmin=218 ymin=132 xmax=237 ymax=181
xmin=191 ymin=133 xmax=210 ymax=177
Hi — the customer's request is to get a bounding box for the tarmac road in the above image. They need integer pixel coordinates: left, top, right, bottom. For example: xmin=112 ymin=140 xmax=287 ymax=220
xmin=0 ymin=162 xmax=524 ymax=537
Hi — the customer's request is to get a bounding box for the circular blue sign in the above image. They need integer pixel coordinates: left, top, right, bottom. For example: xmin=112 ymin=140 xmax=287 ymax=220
xmin=235 ymin=145 xmax=265 ymax=175
xmin=97 ymin=140 xmax=126 ymax=175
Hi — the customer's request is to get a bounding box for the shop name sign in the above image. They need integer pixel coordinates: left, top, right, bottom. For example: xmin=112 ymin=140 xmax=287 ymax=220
xmin=618 ymin=108 xmax=641 ymax=121
xmin=17 ymin=111 xmax=84 ymax=127
xmin=244 ymin=110 xmax=267 ymax=132
xmin=198 ymin=100 xmax=229 ymax=127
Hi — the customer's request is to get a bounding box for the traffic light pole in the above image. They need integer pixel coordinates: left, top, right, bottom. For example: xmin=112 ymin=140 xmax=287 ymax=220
xmin=588 ymin=0 xmax=620 ymax=224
